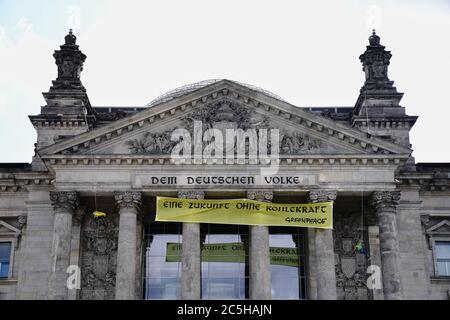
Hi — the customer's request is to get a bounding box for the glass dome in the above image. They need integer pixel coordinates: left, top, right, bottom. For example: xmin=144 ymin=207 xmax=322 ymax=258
xmin=146 ymin=79 xmax=287 ymax=107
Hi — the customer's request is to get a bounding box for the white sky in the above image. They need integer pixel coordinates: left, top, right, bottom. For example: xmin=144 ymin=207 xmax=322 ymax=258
xmin=0 ymin=0 xmax=449 ymax=163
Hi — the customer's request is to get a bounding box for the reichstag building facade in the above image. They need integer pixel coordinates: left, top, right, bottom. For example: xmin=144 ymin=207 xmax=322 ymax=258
xmin=0 ymin=30 xmax=449 ymax=300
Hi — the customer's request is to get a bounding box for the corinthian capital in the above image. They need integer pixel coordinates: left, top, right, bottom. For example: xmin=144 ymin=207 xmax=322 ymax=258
xmin=247 ymin=191 xmax=273 ymax=202
xmin=307 ymin=190 xmax=337 ymax=203
xmin=50 ymin=191 xmax=80 ymax=213
xmin=370 ymin=191 xmax=401 ymax=211
xmin=114 ymin=191 xmax=142 ymax=211
xmin=178 ymin=191 xmax=204 ymax=200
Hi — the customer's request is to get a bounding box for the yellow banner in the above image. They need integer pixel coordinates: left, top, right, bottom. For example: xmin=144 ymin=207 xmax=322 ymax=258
xmin=156 ymin=197 xmax=333 ymax=229
xmin=165 ymin=242 xmax=300 ymax=267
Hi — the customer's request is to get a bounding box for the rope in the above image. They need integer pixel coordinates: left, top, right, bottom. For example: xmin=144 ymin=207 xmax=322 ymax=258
xmin=83 ymin=111 xmax=100 ymax=214
xmin=83 ymin=110 xmax=102 ymax=297
xmin=357 ymin=90 xmax=370 ymax=260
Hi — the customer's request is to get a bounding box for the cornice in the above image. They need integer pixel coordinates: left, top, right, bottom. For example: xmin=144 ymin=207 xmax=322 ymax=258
xmin=29 ymin=115 xmax=91 ymax=129
xmin=352 ymin=116 xmax=418 ymax=129
xmin=41 ymin=153 xmax=408 ymax=167
xmin=0 ymin=172 xmax=53 ymax=193
xmin=396 ymin=171 xmax=450 ymax=192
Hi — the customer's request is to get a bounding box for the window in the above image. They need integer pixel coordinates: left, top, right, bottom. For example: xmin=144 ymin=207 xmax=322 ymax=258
xmin=201 ymin=224 xmax=249 ymax=300
xmin=0 ymin=242 xmax=12 ymax=278
xmin=435 ymin=241 xmax=450 ymax=277
xmin=143 ymin=221 xmax=182 ymax=299
xmin=269 ymin=227 xmax=306 ymax=299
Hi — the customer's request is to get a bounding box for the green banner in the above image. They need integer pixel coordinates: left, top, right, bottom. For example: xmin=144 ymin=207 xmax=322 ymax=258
xmin=156 ymin=197 xmax=333 ymax=229
xmin=166 ymin=242 xmax=299 ymax=267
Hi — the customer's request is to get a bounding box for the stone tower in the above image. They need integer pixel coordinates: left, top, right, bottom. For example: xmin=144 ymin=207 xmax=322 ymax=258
xmin=29 ymin=30 xmax=95 ymax=170
xmin=352 ymin=30 xmax=417 ymax=166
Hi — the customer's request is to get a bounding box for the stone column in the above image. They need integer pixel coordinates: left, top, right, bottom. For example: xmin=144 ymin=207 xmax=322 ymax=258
xmin=68 ymin=207 xmax=84 ymax=300
xmin=307 ymin=190 xmax=337 ymax=300
xmin=114 ymin=191 xmax=142 ymax=300
xmin=367 ymin=225 xmax=384 ymax=300
xmin=48 ymin=191 xmax=80 ymax=300
xmin=179 ymin=191 xmax=204 ymax=300
xmin=370 ymin=191 xmax=403 ymax=300
xmin=247 ymin=191 xmax=273 ymax=300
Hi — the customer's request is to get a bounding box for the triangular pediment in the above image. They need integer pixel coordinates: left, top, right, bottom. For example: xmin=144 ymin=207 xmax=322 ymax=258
xmin=39 ymin=80 xmax=411 ymax=162
xmin=427 ymin=220 xmax=450 ymax=234
xmin=0 ymin=220 xmax=21 ymax=235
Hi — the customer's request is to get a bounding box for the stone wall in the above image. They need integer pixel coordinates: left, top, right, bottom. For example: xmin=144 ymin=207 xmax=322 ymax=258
xmin=16 ymin=189 xmax=54 ymax=299
xmin=419 ymin=193 xmax=450 ymax=300
xmin=396 ymin=188 xmax=430 ymax=299
xmin=0 ymin=191 xmax=27 ymax=300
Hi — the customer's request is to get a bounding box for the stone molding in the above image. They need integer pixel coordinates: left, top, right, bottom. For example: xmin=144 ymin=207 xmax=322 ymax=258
xmin=370 ymin=191 xmax=401 ymax=212
xmin=114 ymin=191 xmax=142 ymax=211
xmin=247 ymin=191 xmax=273 ymax=202
xmin=29 ymin=117 xmax=90 ymax=129
xmin=17 ymin=216 xmax=27 ymax=230
xmin=49 ymin=191 xmax=80 ymax=213
xmin=0 ymin=173 xmax=53 ymax=193
xmin=41 ymin=154 xmax=407 ymax=167
xmin=178 ymin=191 xmax=204 ymax=200
xmin=307 ymin=190 xmax=337 ymax=203
xmin=397 ymin=172 xmax=450 ymax=192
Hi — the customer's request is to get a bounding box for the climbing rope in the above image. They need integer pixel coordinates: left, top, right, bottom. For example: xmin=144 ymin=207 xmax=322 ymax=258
xmin=355 ymin=91 xmax=370 ymax=258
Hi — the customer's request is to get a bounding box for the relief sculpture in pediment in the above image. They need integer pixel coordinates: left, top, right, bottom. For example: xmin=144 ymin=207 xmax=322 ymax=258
xmin=280 ymin=132 xmax=321 ymax=154
xmin=125 ymin=100 xmax=328 ymax=156
xmin=127 ymin=131 xmax=176 ymax=154
xmin=182 ymin=100 xmax=269 ymax=131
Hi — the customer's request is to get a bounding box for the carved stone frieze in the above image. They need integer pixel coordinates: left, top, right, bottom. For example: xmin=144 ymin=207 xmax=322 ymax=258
xmin=125 ymin=99 xmax=326 ymax=156
xmin=333 ymin=212 xmax=369 ymax=300
xmin=280 ymin=132 xmax=321 ymax=154
xmin=127 ymin=131 xmax=176 ymax=155
xmin=79 ymin=214 xmax=119 ymax=300
xmin=183 ymin=100 xmax=269 ymax=131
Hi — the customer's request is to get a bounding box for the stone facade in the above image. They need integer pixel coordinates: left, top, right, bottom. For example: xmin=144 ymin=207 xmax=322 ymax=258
xmin=0 ymin=30 xmax=449 ymax=300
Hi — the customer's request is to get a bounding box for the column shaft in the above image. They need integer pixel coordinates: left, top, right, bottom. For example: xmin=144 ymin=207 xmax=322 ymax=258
xmin=314 ymin=229 xmax=337 ymax=299
xmin=249 ymin=225 xmax=271 ymax=299
xmin=371 ymin=191 xmax=403 ymax=300
xmin=308 ymin=190 xmax=337 ymax=300
xmin=114 ymin=191 xmax=142 ymax=300
xmin=181 ymin=222 xmax=201 ymax=299
xmin=68 ymin=210 xmax=83 ymax=300
xmin=247 ymin=191 xmax=272 ymax=300
xmin=48 ymin=191 xmax=80 ymax=300
xmin=179 ymin=191 xmax=204 ymax=300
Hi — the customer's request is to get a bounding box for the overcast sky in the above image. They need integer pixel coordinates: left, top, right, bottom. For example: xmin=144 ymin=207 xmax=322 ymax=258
xmin=0 ymin=0 xmax=449 ymax=163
